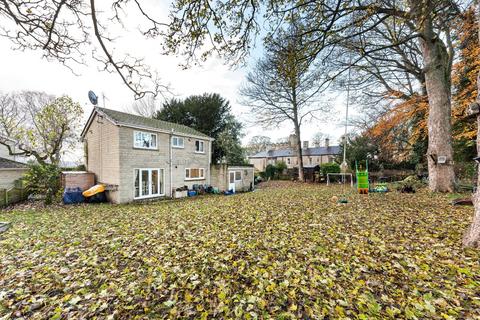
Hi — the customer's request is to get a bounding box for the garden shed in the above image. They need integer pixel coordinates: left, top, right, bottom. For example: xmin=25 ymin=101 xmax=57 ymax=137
xmin=211 ymin=164 xmax=254 ymax=193
xmin=303 ymin=164 xmax=321 ymax=182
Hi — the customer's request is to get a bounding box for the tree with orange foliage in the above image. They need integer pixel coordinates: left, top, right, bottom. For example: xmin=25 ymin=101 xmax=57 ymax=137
xmin=452 ymin=7 xmax=480 ymax=163
xmin=463 ymin=3 xmax=480 ymax=248
xmin=355 ymin=7 xmax=479 ymax=171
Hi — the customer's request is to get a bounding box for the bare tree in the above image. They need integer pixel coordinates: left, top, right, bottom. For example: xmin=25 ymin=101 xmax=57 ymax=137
xmin=312 ymin=132 xmax=331 ymax=147
xmin=0 ymin=1 xmax=170 ymax=98
xmin=329 ymin=9 xmax=430 ymax=163
xmin=125 ymin=94 xmax=160 ymax=117
xmin=246 ymin=135 xmax=272 ymax=155
xmin=165 ymin=0 xmax=463 ymax=192
xmin=0 ymin=91 xmax=83 ymax=165
xmin=240 ymin=21 xmax=330 ymax=181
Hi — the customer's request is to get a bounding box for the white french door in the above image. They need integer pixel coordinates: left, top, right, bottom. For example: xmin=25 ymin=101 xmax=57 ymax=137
xmin=134 ymin=168 xmax=164 ymax=199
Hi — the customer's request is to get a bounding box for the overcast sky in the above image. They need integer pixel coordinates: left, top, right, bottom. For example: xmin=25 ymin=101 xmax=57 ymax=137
xmin=0 ymin=1 xmax=350 ymax=163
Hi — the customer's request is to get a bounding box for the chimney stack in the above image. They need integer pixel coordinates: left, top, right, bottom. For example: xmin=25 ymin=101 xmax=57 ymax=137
xmin=314 ymin=141 xmax=320 ymax=148
xmin=303 ymin=141 xmax=309 ymax=149
xmin=325 ymin=138 xmax=330 ymax=148
xmin=288 ymin=134 xmax=297 ymax=149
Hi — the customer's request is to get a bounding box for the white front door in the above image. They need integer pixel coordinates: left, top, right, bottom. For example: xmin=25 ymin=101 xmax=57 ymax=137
xmin=228 ymin=171 xmax=236 ymax=192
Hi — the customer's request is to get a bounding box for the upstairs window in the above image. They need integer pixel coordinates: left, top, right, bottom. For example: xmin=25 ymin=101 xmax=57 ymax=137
xmin=195 ymin=140 xmax=205 ymax=153
xmin=134 ymin=131 xmax=157 ymax=149
xmin=172 ymin=136 xmax=184 ymax=148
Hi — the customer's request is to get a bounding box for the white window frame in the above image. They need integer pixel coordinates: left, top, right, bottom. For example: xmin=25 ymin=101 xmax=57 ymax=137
xmin=235 ymin=171 xmax=242 ymax=181
xmin=134 ymin=168 xmax=165 ymax=199
xmin=133 ymin=131 xmax=158 ymax=150
xmin=172 ymin=136 xmax=184 ymax=148
xmin=185 ymin=168 xmax=205 ymax=180
xmin=287 ymin=158 xmax=291 ymax=165
xmin=195 ymin=140 xmax=205 ymax=153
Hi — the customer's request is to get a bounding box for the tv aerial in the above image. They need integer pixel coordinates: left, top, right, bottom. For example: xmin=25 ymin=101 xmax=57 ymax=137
xmin=88 ymin=90 xmax=98 ymax=106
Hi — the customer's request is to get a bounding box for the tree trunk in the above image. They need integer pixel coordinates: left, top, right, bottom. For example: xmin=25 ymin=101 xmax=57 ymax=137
xmin=294 ymin=123 xmax=304 ymax=182
xmin=463 ymin=108 xmax=480 ymax=247
xmin=463 ymin=3 xmax=480 ymax=248
xmin=418 ymin=19 xmax=455 ymax=192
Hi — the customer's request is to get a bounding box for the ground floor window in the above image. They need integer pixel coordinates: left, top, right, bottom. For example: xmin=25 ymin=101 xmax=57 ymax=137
xmin=235 ymin=171 xmax=241 ymax=181
xmin=134 ymin=168 xmax=164 ymax=198
xmin=185 ymin=168 xmax=205 ymax=180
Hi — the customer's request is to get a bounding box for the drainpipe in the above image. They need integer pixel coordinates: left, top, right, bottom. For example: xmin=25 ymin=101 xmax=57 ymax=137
xmin=170 ymin=129 xmax=174 ymax=197
xmin=208 ymin=140 xmax=212 ymax=186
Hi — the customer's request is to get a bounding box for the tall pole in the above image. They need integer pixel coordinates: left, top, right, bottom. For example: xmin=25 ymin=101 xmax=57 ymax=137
xmin=342 ymin=55 xmax=352 ymax=171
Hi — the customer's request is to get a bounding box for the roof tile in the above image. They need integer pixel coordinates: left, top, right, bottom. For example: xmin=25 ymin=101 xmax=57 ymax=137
xmin=0 ymin=157 xmax=28 ymax=169
xmin=249 ymin=146 xmax=340 ymax=158
xmin=97 ymin=107 xmax=211 ymax=139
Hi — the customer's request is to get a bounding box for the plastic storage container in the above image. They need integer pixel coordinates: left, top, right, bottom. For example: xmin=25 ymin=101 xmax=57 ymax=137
xmin=63 ymin=187 xmax=85 ymax=204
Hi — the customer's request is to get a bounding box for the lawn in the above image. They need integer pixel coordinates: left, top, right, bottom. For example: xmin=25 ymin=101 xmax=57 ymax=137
xmin=1 ymin=183 xmax=479 ymax=319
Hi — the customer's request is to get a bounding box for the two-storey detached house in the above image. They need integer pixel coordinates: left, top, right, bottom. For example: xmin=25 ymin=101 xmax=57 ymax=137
xmin=81 ymin=107 xmax=213 ymax=203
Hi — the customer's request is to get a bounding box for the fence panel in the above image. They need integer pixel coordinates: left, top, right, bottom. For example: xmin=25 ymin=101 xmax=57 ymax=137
xmin=0 ymin=186 xmax=28 ymax=208
xmin=0 ymin=189 xmax=5 ymax=207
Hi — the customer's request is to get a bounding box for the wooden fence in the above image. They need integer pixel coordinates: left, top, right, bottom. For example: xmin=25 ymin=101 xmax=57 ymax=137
xmin=0 ymin=180 xmax=28 ymax=207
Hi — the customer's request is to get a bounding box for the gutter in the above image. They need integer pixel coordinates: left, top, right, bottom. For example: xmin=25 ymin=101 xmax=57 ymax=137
xmin=0 ymin=168 xmax=28 ymax=171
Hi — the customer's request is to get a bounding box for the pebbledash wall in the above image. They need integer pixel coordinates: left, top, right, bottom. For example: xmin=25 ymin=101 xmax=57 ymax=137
xmin=83 ymin=112 xmax=213 ymax=203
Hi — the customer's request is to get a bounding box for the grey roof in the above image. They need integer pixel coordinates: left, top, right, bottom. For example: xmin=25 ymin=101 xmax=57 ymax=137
xmin=96 ymin=107 xmax=211 ymax=139
xmin=0 ymin=157 xmax=28 ymax=169
xmin=304 ymin=146 xmax=341 ymax=156
xmin=249 ymin=146 xmax=341 ymax=158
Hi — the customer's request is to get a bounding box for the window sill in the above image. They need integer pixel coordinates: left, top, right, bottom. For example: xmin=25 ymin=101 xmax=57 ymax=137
xmin=185 ymin=178 xmax=206 ymax=181
xmin=134 ymin=193 xmax=165 ymax=200
xmin=172 ymin=146 xmax=184 ymax=149
xmin=133 ymin=147 xmax=159 ymax=151
xmin=194 ymin=151 xmax=205 ymax=154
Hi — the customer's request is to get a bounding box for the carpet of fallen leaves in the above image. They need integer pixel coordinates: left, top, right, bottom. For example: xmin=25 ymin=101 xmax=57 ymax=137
xmin=1 ymin=183 xmax=480 ymax=319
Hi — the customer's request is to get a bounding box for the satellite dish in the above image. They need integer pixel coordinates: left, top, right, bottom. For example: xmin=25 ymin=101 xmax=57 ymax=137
xmin=88 ymin=90 xmax=98 ymax=106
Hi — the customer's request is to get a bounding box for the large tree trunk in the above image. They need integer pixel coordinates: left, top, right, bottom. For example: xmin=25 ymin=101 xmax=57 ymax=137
xmin=463 ymin=114 xmax=480 ymax=247
xmin=417 ymin=13 xmax=455 ymax=192
xmin=463 ymin=3 xmax=480 ymax=248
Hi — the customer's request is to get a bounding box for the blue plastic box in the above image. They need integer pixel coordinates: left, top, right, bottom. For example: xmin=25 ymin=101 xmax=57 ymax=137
xmin=63 ymin=187 xmax=85 ymax=204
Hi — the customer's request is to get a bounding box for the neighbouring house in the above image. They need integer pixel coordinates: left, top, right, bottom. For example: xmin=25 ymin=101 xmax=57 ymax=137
xmin=210 ymin=164 xmax=255 ymax=193
xmin=248 ymin=134 xmax=341 ymax=172
xmin=81 ymin=107 xmax=215 ymax=203
xmin=0 ymin=138 xmax=28 ymax=189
